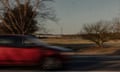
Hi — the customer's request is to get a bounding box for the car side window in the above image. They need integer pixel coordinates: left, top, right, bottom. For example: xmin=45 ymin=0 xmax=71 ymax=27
xmin=22 ymin=38 xmax=36 ymax=46
xmin=0 ymin=36 xmax=23 ymax=47
xmin=0 ymin=39 xmax=14 ymax=45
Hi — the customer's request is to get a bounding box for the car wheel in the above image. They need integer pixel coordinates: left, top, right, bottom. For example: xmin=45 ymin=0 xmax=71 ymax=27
xmin=41 ymin=57 xmax=63 ymax=70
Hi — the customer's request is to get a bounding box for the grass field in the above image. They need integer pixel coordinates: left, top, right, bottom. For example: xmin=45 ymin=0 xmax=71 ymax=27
xmin=41 ymin=38 xmax=120 ymax=55
xmin=42 ymin=38 xmax=92 ymax=44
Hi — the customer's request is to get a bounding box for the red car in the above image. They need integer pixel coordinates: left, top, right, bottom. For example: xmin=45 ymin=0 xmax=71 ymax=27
xmin=0 ymin=35 xmax=72 ymax=70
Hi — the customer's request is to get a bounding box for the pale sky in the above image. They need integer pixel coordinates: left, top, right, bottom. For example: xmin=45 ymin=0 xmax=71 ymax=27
xmin=45 ymin=0 xmax=120 ymax=34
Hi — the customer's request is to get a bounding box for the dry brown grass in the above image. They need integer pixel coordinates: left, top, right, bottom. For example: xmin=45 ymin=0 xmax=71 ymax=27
xmin=42 ymin=38 xmax=92 ymax=44
xmin=41 ymin=38 xmax=120 ymax=55
xmin=77 ymin=47 xmax=120 ymax=55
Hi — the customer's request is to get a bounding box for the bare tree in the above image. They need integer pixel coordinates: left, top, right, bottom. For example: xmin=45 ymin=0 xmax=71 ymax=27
xmin=0 ymin=0 xmax=56 ymax=35
xmin=81 ymin=21 xmax=112 ymax=47
xmin=111 ymin=18 xmax=120 ymax=39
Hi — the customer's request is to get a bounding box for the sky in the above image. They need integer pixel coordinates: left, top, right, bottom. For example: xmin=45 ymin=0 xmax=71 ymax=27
xmin=45 ymin=0 xmax=120 ymax=34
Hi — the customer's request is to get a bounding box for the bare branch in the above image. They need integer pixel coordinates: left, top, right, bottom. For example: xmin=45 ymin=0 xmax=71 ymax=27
xmin=0 ymin=15 xmax=15 ymax=34
xmin=81 ymin=21 xmax=112 ymax=47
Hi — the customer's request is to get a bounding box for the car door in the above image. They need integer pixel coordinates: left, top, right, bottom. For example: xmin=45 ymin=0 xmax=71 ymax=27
xmin=12 ymin=36 xmax=44 ymax=65
xmin=0 ymin=36 xmax=43 ymax=65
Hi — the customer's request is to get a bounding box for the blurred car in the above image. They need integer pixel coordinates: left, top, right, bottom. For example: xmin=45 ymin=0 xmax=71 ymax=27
xmin=0 ymin=35 xmax=73 ymax=70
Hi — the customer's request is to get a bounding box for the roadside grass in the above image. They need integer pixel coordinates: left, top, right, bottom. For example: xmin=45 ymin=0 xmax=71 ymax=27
xmin=42 ymin=38 xmax=92 ymax=44
xmin=42 ymin=38 xmax=120 ymax=55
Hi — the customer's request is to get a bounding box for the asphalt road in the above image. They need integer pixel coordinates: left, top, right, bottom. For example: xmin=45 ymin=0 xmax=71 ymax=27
xmin=1 ymin=55 xmax=120 ymax=71
xmin=65 ymin=55 xmax=120 ymax=71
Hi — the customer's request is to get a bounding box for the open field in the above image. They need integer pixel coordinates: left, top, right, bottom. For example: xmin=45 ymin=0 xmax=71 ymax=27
xmin=42 ymin=38 xmax=92 ymax=44
xmin=42 ymin=38 xmax=120 ymax=55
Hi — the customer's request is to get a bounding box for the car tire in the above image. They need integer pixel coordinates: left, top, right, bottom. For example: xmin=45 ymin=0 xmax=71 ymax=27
xmin=40 ymin=57 xmax=63 ymax=70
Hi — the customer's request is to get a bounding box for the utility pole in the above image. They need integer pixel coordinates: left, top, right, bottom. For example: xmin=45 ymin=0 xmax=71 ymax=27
xmin=60 ymin=26 xmax=63 ymax=36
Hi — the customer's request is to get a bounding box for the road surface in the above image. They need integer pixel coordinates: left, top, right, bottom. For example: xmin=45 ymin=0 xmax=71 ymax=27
xmin=65 ymin=55 xmax=120 ymax=71
xmin=1 ymin=55 xmax=120 ymax=71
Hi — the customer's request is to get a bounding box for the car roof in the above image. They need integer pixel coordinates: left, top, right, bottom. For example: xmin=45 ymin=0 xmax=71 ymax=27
xmin=0 ymin=34 xmax=32 ymax=37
